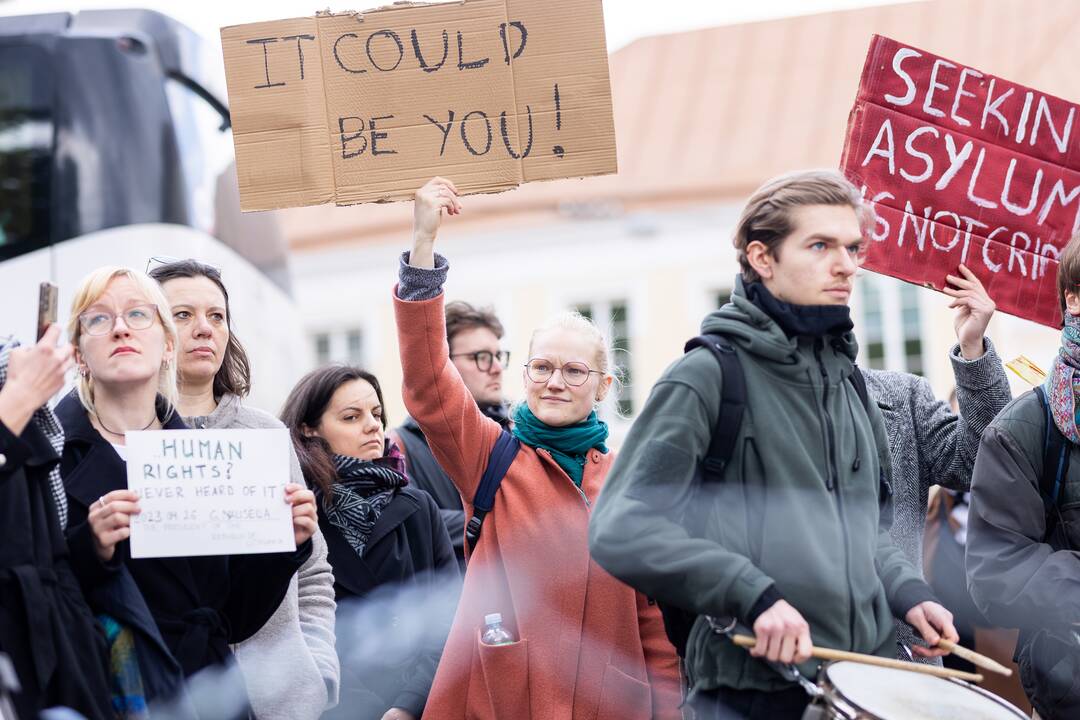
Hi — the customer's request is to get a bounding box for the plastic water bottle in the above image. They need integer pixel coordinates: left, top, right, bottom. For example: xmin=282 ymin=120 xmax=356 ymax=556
xmin=480 ymin=613 xmax=515 ymax=646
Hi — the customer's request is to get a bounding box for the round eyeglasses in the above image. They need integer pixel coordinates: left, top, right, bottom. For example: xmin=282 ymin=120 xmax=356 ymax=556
xmin=524 ymin=358 xmax=602 ymax=386
xmin=450 ymin=350 xmax=511 ymax=372
xmin=78 ymin=305 xmax=158 ymax=336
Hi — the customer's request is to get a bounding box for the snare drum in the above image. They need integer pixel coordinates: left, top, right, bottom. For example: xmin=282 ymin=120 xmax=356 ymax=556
xmin=812 ymin=661 xmax=1027 ymax=719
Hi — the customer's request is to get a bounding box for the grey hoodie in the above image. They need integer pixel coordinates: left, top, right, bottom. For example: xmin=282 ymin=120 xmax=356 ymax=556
xmin=186 ymin=394 xmax=340 ymax=720
xmin=589 ymin=279 xmax=930 ymax=692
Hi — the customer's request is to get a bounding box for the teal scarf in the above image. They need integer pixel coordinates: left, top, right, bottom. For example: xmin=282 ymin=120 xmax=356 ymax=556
xmin=512 ymin=405 xmax=609 ymax=486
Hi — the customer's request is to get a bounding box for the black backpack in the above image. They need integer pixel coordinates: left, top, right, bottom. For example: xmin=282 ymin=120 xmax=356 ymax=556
xmin=657 ymin=333 xmax=870 ymax=658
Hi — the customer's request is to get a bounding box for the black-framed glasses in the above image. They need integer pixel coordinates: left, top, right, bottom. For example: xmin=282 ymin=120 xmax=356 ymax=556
xmin=524 ymin=358 xmax=602 ymax=386
xmin=78 ymin=304 xmax=159 ymax=336
xmin=450 ymin=350 xmax=511 ymax=372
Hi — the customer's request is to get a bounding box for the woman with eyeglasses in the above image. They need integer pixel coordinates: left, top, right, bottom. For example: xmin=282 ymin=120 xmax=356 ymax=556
xmin=393 ymin=178 xmax=680 ymax=720
xmin=54 ymin=266 xmax=318 ymax=716
xmin=280 ymin=365 xmax=457 ymax=720
xmin=148 ymin=259 xmax=340 ymax=720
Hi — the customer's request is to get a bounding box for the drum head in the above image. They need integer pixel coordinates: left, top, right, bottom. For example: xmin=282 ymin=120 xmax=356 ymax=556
xmin=823 ymin=661 xmax=1026 ymax=720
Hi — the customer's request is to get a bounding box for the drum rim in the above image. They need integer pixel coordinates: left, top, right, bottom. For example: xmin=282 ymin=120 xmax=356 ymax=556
xmin=819 ymin=660 xmax=1027 ymax=719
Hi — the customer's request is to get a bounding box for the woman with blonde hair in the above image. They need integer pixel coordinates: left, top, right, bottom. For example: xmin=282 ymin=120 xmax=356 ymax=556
xmin=393 ymin=178 xmax=680 ymax=720
xmin=55 ymin=265 xmax=318 ymax=715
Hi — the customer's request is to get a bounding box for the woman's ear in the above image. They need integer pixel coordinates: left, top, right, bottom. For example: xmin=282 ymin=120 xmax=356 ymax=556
xmin=746 ymin=240 xmax=775 ymax=280
xmin=1066 ymin=289 xmax=1080 ymax=317
xmin=595 ymin=374 xmax=614 ymax=403
xmin=301 ymin=424 xmax=318 ymax=438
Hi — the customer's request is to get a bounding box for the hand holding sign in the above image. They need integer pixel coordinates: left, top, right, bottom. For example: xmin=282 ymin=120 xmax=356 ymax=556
xmin=89 ymin=489 xmax=142 ymax=562
xmin=286 ymin=483 xmax=317 ymax=546
xmin=945 ymin=264 xmax=996 ymax=360
xmin=411 ymin=178 xmax=460 ymax=270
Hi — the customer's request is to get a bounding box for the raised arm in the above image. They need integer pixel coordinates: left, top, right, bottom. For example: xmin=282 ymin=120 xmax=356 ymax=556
xmin=920 ymin=265 xmax=1010 ymax=491
xmin=393 ymin=178 xmax=501 ymax=501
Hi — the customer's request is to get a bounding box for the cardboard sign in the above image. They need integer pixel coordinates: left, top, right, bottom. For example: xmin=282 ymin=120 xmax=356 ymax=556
xmin=841 ymin=35 xmax=1079 ymax=328
xmin=126 ymin=429 xmax=296 ymax=559
xmin=221 ymin=0 xmax=617 ymax=211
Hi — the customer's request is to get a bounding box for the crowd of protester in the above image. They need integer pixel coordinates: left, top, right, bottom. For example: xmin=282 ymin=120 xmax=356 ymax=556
xmin=1 ymin=170 xmax=1076 ymax=719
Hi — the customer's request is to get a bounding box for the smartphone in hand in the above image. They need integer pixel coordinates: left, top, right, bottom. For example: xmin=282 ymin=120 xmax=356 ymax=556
xmin=36 ymin=282 xmax=58 ymax=341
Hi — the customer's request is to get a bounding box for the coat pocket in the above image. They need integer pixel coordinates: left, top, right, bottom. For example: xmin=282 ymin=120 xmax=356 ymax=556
xmin=476 ymin=631 xmax=530 ymax=720
xmin=596 ymin=664 xmax=651 ymax=720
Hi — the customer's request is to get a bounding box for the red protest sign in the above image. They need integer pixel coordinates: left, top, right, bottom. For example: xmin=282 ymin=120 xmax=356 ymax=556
xmin=840 ymin=35 xmax=1079 ymax=328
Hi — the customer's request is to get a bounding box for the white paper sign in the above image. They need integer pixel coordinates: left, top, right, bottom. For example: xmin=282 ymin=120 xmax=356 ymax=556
xmin=126 ymin=428 xmax=296 ymax=559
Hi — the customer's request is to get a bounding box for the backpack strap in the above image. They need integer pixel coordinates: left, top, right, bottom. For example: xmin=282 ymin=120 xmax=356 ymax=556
xmin=684 ymin=334 xmax=746 ymax=481
xmin=848 ymin=365 xmax=870 ymax=411
xmin=465 ymin=430 xmax=520 ymax=552
xmin=1034 ymin=386 xmax=1070 ymax=539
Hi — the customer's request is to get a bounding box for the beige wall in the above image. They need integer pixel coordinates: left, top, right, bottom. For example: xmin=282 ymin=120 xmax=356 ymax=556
xmin=292 ymin=201 xmax=1062 ymax=446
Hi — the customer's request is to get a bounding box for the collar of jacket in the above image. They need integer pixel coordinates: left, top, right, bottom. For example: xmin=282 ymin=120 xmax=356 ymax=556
xmin=320 ymin=488 xmax=421 ymax=595
xmin=56 ymin=390 xmax=188 ymax=508
xmin=56 ymin=389 xmax=186 ymax=445
xmin=744 ymin=280 xmax=854 ymax=339
xmin=701 ymin=276 xmax=861 ymax=368
xmin=182 ymin=392 xmax=240 ymax=430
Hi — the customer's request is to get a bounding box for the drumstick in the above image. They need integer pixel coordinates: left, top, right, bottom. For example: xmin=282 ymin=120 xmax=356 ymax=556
xmin=936 ymin=638 xmax=1013 ymax=677
xmin=730 ymin=634 xmax=984 ymax=684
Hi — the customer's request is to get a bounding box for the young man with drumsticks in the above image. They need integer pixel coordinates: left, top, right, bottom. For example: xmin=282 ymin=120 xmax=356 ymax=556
xmin=590 ymin=170 xmax=959 ymax=718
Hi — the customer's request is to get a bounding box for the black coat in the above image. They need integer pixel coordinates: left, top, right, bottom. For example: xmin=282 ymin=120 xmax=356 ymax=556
xmin=321 ymin=485 xmax=458 ymax=720
xmin=55 ymin=392 xmax=312 ymax=693
xmin=0 ymin=416 xmax=114 ymax=720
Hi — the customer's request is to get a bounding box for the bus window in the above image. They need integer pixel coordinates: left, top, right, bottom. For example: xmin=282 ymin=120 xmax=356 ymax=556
xmin=164 ymin=77 xmax=233 ymax=235
xmin=0 ymin=44 xmax=54 ymax=259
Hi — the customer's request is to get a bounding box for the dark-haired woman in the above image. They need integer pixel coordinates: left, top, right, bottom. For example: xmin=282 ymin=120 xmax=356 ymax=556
xmin=151 ymin=259 xmax=340 ymax=720
xmin=281 ymin=365 xmax=457 ymax=720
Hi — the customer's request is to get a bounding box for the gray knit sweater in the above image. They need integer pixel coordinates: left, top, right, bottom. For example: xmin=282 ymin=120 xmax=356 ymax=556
xmin=185 ymin=393 xmax=340 ymax=720
xmin=863 ymin=338 xmax=1011 ymax=664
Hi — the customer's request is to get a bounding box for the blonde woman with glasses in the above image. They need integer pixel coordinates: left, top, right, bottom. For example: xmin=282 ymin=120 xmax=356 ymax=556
xmin=393 ymin=178 xmax=680 ymax=720
xmin=55 ymin=266 xmax=317 ymax=717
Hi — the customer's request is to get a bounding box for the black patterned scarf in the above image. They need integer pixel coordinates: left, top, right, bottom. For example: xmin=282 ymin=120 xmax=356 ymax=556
xmin=321 ymin=441 xmax=408 ymax=557
xmin=0 ymin=338 xmax=68 ymax=529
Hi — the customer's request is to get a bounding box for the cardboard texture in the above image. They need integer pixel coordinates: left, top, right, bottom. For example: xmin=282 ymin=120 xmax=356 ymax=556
xmin=221 ymin=0 xmax=617 ymax=210
xmin=840 ymin=35 xmax=1080 ymax=329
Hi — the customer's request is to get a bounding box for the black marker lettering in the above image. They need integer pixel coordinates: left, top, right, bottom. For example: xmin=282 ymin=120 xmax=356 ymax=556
xmin=461 ymin=110 xmax=493 ymax=155
xmin=457 ymin=30 xmax=489 ymax=70
xmin=500 ymin=106 xmax=533 ymax=159
xmin=339 ymin=117 xmax=368 ymax=158
xmin=424 ymin=111 xmax=456 ymax=155
xmin=370 ymin=115 xmax=397 ymax=155
xmin=411 ymin=29 xmax=449 ymax=73
xmin=248 ymin=37 xmax=286 ymax=89
xmin=366 ymin=29 xmax=404 ymax=72
xmin=282 ymin=34 xmax=315 ymax=80
xmin=333 ymin=33 xmax=367 ymax=74
xmin=499 ymin=21 xmax=527 ymax=64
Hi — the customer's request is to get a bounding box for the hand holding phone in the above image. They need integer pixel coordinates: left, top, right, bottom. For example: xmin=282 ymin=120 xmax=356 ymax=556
xmin=37 ymin=282 xmax=58 ymax=341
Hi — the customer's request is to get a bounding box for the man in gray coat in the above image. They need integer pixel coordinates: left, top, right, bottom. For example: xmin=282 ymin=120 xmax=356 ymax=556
xmin=864 ymin=265 xmax=1011 ymax=663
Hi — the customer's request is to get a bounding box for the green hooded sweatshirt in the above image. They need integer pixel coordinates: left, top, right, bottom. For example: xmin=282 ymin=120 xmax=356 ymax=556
xmin=589 ymin=279 xmax=929 ymax=692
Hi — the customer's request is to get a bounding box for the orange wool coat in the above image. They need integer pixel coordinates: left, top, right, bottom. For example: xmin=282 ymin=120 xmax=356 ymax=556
xmin=394 ymin=291 xmax=681 ymax=720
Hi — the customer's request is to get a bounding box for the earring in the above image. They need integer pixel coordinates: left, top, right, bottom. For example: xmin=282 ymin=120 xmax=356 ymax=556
xmin=79 ymin=367 xmax=89 ymax=378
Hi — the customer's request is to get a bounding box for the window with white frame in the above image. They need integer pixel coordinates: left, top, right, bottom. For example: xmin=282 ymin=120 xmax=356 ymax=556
xmin=573 ymin=300 xmax=633 ymax=417
xmin=311 ymin=327 xmax=366 ymax=367
xmin=858 ymin=274 xmax=924 ymax=375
